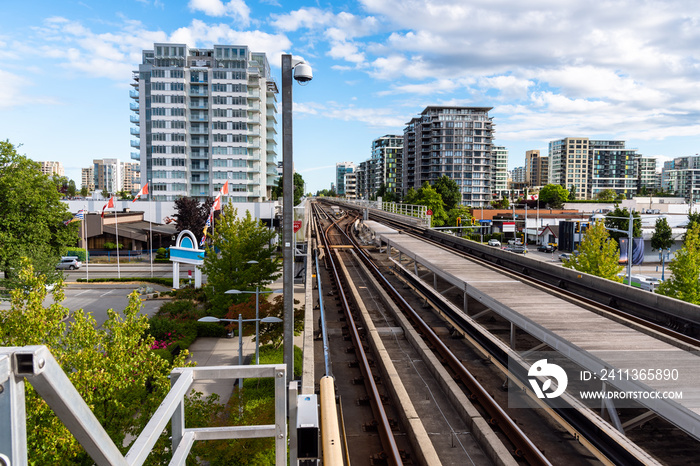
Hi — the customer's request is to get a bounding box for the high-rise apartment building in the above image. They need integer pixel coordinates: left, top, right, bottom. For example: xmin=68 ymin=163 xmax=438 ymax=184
xmin=39 ymin=161 xmax=64 ymax=177
xmin=81 ymin=167 xmax=95 ymax=192
xmin=661 ymin=156 xmax=700 ymax=202
xmin=403 ymin=106 xmax=494 ymax=207
xmin=344 ymin=171 xmax=357 ymax=199
xmin=355 ymin=161 xmax=369 ymax=199
xmin=94 ymin=159 xmax=122 ymax=194
xmin=525 ymin=150 xmax=548 ymax=187
xmin=548 ymin=137 xmax=589 ymax=199
xmin=511 ymin=166 xmax=527 ymax=184
xmin=590 ymin=140 xmax=640 ymax=199
xmin=638 ymin=157 xmax=658 ymax=192
xmin=122 ymin=162 xmax=141 ymax=194
xmin=336 ymin=162 xmax=356 ymax=196
xmin=366 ymin=135 xmax=403 ymax=199
xmin=492 ymin=145 xmax=508 ymax=196
xmin=131 ymin=43 xmax=278 ymax=201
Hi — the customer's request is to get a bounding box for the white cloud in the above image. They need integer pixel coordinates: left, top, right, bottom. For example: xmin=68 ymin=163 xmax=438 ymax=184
xmin=0 ymin=69 xmax=59 ymax=108
xmin=188 ymin=0 xmax=251 ymax=26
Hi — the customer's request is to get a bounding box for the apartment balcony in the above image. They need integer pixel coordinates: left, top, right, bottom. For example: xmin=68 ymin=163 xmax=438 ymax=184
xmin=129 ymin=102 xmax=140 ymax=112
xmin=248 ymin=90 xmax=260 ymax=100
xmin=189 ymin=114 xmax=209 ymax=122
xmin=190 ymin=138 xmax=209 ymax=146
xmin=129 ymin=90 xmax=139 ymax=100
xmin=190 ymin=126 xmax=208 ymax=134
xmin=130 ymin=140 xmax=140 ymax=148
xmin=130 ymin=115 xmax=140 ymax=124
xmin=130 ymin=152 xmax=140 ymax=160
xmin=189 ymin=103 xmax=209 ymax=109
xmin=189 ymin=89 xmax=209 ymax=97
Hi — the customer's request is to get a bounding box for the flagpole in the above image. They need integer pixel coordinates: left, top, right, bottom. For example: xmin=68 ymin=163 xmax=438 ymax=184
xmin=115 ymin=200 xmax=121 ymax=279
xmin=85 ymin=208 xmax=89 ymax=282
xmin=149 ymin=198 xmax=153 ymax=278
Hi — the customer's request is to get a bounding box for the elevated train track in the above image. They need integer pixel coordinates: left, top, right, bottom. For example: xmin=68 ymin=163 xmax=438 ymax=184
xmin=317 ymin=199 xmax=700 ymax=465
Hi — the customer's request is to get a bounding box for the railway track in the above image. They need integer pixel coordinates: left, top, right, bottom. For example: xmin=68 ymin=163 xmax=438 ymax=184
xmin=315 ymin=200 xmax=700 ymax=465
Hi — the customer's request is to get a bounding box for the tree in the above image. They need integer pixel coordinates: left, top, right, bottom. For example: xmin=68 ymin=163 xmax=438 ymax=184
xmin=0 ymin=141 xmax=78 ymax=288
xmin=316 ymin=188 xmax=337 ymax=197
xmin=271 ymin=173 xmax=305 ymax=205
xmin=605 ymin=206 xmax=642 ymax=243
xmin=568 ymin=185 xmax=577 ymax=201
xmin=202 ymin=204 xmax=281 ymax=316
xmin=66 ymin=179 xmax=77 ymax=197
xmin=651 ymin=217 xmax=674 ymax=252
xmin=173 ymin=196 xmax=215 ymax=242
xmin=433 ymin=175 xmax=461 ymax=211
xmin=375 ymin=183 xmax=396 ymax=203
xmin=411 ymin=182 xmax=448 ymax=227
xmin=491 ymin=194 xmax=509 ymax=209
xmin=447 ymin=206 xmax=472 ymax=229
xmin=116 ymin=189 xmax=132 ymax=200
xmin=80 ymin=185 xmax=89 ymax=197
xmin=101 ymin=188 xmax=110 ymax=198
xmin=403 ymin=187 xmax=418 ymax=205
xmin=596 ymin=189 xmax=617 ymax=202
xmin=0 ymin=260 xmax=186 ymax=464
xmin=657 ymin=223 xmax=700 ymax=304
xmin=223 ymin=295 xmax=304 ymax=348
xmin=538 ymin=184 xmax=569 ymax=209
xmin=563 ymin=221 xmax=623 ymax=281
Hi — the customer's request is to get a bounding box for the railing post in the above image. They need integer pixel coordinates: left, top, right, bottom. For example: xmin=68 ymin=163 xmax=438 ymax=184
xmin=275 ymin=366 xmax=287 ymax=466
xmin=0 ymin=352 xmax=28 ymax=466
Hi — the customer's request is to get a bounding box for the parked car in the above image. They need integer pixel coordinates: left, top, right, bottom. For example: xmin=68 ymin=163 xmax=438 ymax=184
xmin=505 ymin=245 xmax=528 ymax=254
xmin=558 ymin=251 xmax=578 ymax=262
xmin=537 ymin=244 xmax=556 ymax=253
xmin=487 ymin=239 xmax=501 ymax=247
xmin=56 ymin=257 xmax=81 ymax=270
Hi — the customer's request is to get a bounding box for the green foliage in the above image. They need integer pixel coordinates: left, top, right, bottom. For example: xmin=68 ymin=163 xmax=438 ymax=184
xmin=271 ymin=172 xmax=305 ymax=205
xmin=568 ymin=185 xmax=577 ymax=201
xmin=80 ymin=185 xmax=89 ymax=197
xmin=0 ymin=260 xmax=187 ymax=464
xmin=315 ymin=188 xmax=337 ymax=197
xmin=605 ymin=206 xmax=642 ymax=243
xmin=0 ymin=140 xmax=78 ymax=289
xmin=155 ymin=247 xmax=169 ymax=259
xmin=203 ymin=204 xmax=281 ymax=316
xmin=375 ymin=183 xmax=396 ymax=203
xmin=657 ymin=223 xmax=700 ymax=304
xmin=596 ymin=189 xmax=617 ymax=202
xmin=103 ymin=241 xmax=122 ymax=250
xmin=491 ymin=195 xmax=510 ymax=209
xmin=447 ymin=206 xmax=472 ymax=228
xmin=563 ymin=221 xmax=624 ymax=281
xmin=432 ymin=175 xmax=461 ymax=211
xmin=539 ymin=184 xmax=569 ymax=208
xmin=651 ymin=217 xmax=674 ymax=251
xmin=406 ymin=182 xmax=448 ymax=227
xmin=65 ymin=247 xmax=88 ymax=262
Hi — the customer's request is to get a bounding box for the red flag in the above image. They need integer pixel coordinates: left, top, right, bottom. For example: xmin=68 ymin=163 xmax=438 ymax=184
xmin=133 ymin=182 xmax=149 ymax=202
xmin=220 ymin=180 xmax=229 ymax=196
xmin=101 ymin=196 xmax=115 ymax=218
xmin=212 ymin=194 xmax=222 ymax=212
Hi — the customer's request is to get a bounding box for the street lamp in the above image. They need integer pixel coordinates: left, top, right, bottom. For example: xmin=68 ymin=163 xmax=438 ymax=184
xmin=282 ymin=53 xmax=312 ymax=385
xmin=198 ymin=315 xmax=283 ymax=388
xmin=226 ymin=287 xmax=283 ymax=364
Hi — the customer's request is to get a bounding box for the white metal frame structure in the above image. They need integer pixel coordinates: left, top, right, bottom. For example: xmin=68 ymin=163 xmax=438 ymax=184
xmin=0 ymin=345 xmax=287 ymax=466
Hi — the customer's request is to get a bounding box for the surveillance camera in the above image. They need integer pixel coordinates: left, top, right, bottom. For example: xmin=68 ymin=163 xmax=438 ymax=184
xmin=293 ymin=63 xmax=313 ymax=83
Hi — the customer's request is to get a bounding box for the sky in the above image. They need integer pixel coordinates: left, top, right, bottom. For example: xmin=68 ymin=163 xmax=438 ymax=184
xmin=2 ymin=0 xmax=700 ymax=194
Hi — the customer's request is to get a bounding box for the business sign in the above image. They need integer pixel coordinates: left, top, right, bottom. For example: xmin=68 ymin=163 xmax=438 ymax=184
xmin=502 ymin=222 xmax=516 ymax=233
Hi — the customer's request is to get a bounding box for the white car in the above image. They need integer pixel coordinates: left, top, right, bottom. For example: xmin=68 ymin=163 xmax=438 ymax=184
xmin=56 ymin=257 xmax=81 ymax=270
xmin=487 ymin=239 xmax=501 ymax=247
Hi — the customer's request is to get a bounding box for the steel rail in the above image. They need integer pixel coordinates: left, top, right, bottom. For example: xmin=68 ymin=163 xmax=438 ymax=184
xmin=327 ymin=208 xmax=552 ymax=466
xmin=314 ymin=203 xmax=403 ymax=465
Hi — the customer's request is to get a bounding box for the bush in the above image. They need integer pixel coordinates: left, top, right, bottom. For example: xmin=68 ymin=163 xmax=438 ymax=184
xmin=64 ymin=247 xmax=88 ymax=262
xmin=155 ymin=247 xmax=169 ymax=259
xmin=196 ymin=321 xmax=229 ymax=338
xmin=157 ymin=300 xmax=198 ymax=318
xmin=76 ymin=277 xmax=173 ymax=286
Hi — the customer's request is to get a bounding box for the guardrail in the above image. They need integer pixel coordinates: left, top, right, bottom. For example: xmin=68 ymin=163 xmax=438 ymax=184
xmin=1 ymin=346 xmax=287 ymax=466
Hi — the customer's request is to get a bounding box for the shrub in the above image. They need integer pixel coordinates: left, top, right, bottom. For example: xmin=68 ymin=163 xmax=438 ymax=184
xmin=157 ymin=300 xmax=198 ymax=318
xmin=64 ymin=247 xmax=88 ymax=262
xmin=155 ymin=247 xmax=169 ymax=259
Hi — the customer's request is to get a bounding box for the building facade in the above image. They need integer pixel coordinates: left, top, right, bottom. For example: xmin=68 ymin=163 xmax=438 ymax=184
xmin=590 ymin=140 xmax=639 ymax=199
xmin=335 ymin=162 xmax=356 ymax=196
xmin=638 ymin=157 xmax=659 ymax=192
xmin=39 ymin=161 xmax=64 ymax=177
xmin=131 ymin=43 xmax=278 ymax=202
xmin=94 ymin=158 xmax=122 ymax=194
xmin=81 ymin=167 xmax=95 ymax=192
xmin=525 ymin=150 xmax=548 ymax=187
xmin=403 ymin=106 xmax=494 ymax=207
xmin=368 ymin=135 xmax=403 ymax=200
xmin=492 ymin=145 xmax=509 ymax=196
xmin=548 ymin=137 xmax=589 ymax=199
xmin=661 ymin=156 xmax=700 ymax=203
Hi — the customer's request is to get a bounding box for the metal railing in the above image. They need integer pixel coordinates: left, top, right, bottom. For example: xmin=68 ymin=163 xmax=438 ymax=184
xmin=1 ymin=346 xmax=287 ymax=466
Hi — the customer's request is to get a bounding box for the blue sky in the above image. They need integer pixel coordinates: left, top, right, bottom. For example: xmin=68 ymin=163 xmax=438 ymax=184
xmin=2 ymin=0 xmax=700 ymax=194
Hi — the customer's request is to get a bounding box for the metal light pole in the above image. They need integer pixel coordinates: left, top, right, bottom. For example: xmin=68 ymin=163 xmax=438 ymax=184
xmin=226 ymin=288 xmax=283 ymax=364
xmin=198 ymin=315 xmax=283 ymax=388
xmin=282 ymin=53 xmax=312 ymax=385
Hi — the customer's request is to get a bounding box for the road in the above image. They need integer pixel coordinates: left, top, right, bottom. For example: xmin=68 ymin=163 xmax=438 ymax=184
xmin=60 ymin=262 xmax=197 ymax=280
